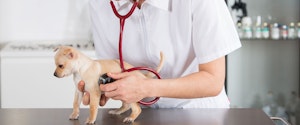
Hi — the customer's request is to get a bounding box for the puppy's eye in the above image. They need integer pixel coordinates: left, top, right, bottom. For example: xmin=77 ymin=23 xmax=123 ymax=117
xmin=59 ymin=65 xmax=64 ymax=69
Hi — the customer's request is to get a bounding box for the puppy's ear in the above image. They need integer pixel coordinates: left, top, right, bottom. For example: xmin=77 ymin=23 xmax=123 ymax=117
xmin=63 ymin=48 xmax=77 ymax=59
xmin=54 ymin=46 xmax=61 ymax=52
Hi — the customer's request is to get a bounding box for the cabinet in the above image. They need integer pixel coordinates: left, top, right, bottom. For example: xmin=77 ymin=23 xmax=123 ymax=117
xmin=227 ymin=0 xmax=300 ymax=124
xmin=0 ymin=42 xmax=121 ymax=108
xmin=228 ymin=39 xmax=299 ymax=107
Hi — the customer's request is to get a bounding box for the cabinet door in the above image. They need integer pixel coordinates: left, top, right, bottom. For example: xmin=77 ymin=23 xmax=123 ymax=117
xmin=1 ymin=57 xmax=121 ymax=108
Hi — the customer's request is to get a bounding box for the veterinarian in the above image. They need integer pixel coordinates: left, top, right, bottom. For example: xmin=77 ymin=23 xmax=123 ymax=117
xmin=78 ymin=0 xmax=241 ymax=108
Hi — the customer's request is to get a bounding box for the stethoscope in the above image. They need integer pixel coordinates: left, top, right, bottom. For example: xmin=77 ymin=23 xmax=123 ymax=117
xmin=109 ymin=0 xmax=161 ymax=106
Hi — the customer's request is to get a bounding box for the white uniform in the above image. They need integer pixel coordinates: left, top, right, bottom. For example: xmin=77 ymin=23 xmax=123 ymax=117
xmin=90 ymin=0 xmax=241 ymax=108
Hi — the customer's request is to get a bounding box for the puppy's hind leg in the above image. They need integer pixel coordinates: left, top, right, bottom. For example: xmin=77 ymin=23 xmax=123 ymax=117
xmin=123 ymin=103 xmax=141 ymax=123
xmin=108 ymin=102 xmax=131 ymax=115
xmin=69 ymin=90 xmax=83 ymax=120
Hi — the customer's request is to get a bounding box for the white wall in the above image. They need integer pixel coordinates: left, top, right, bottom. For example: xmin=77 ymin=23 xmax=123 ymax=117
xmin=0 ymin=0 xmax=92 ymax=108
xmin=0 ymin=0 xmax=91 ymax=42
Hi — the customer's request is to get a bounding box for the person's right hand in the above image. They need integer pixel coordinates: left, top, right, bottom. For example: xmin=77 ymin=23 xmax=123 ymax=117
xmin=77 ymin=81 xmax=109 ymax=106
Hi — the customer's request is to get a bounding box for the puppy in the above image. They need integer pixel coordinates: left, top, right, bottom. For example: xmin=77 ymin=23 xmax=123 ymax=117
xmin=53 ymin=46 xmax=164 ymax=124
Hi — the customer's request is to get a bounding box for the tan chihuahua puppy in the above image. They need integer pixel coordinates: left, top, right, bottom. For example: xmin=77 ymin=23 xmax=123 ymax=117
xmin=53 ymin=46 xmax=164 ymax=124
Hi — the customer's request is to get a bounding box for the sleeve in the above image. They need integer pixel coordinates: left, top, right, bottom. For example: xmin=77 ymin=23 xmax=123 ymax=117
xmin=192 ymin=0 xmax=242 ymax=64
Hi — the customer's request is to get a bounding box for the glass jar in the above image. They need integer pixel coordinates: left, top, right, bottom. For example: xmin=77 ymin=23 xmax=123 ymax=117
xmin=297 ymin=22 xmax=300 ymax=39
xmin=281 ymin=25 xmax=288 ymax=40
xmin=242 ymin=17 xmax=252 ymax=39
xmin=237 ymin=22 xmax=244 ymax=39
xmin=262 ymin=22 xmax=270 ymax=39
xmin=288 ymin=22 xmax=296 ymax=39
xmin=271 ymin=23 xmax=280 ymax=40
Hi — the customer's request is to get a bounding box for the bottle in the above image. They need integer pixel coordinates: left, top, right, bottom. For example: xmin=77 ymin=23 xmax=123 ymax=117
xmin=285 ymin=91 xmax=300 ymax=125
xmin=242 ymin=17 xmax=252 ymax=39
xmin=236 ymin=22 xmax=244 ymax=39
xmin=297 ymin=22 xmax=300 ymax=39
xmin=263 ymin=91 xmax=277 ymax=116
xmin=253 ymin=16 xmax=262 ymax=39
xmin=262 ymin=22 xmax=270 ymax=39
xmin=262 ymin=91 xmax=289 ymax=124
xmin=288 ymin=22 xmax=296 ymax=39
xmin=281 ymin=25 xmax=288 ymax=40
xmin=271 ymin=23 xmax=280 ymax=40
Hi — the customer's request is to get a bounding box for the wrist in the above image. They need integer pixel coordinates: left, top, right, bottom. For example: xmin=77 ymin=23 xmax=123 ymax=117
xmin=142 ymin=78 xmax=156 ymax=98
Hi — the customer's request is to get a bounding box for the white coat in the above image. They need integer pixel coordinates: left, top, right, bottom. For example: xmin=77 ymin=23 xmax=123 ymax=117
xmin=90 ymin=0 xmax=241 ymax=108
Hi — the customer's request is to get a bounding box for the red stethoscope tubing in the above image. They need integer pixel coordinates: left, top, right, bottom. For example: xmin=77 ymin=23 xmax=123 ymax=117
xmin=110 ymin=1 xmax=161 ymax=105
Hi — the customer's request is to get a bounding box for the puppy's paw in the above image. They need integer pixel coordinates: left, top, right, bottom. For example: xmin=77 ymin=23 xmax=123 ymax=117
xmin=123 ymin=117 xmax=134 ymax=123
xmin=69 ymin=112 xmax=79 ymax=120
xmin=85 ymin=118 xmax=96 ymax=124
xmin=108 ymin=109 xmax=122 ymax=115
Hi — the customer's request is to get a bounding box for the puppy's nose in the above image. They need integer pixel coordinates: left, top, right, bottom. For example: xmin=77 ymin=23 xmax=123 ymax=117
xmin=54 ymin=72 xmax=58 ymax=77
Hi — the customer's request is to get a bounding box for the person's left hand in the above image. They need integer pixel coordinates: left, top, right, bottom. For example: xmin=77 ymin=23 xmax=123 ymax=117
xmin=78 ymin=81 xmax=109 ymax=106
xmin=100 ymin=72 xmax=148 ymax=103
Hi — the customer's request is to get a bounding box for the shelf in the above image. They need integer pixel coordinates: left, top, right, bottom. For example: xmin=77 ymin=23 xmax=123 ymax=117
xmin=240 ymin=38 xmax=300 ymax=41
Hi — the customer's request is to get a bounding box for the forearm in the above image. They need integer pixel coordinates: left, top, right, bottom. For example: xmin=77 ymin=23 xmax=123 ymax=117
xmin=145 ymin=72 xmax=224 ymax=98
xmin=145 ymin=57 xmax=226 ymax=99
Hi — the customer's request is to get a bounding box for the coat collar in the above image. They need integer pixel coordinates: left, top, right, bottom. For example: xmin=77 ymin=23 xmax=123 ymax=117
xmin=111 ymin=0 xmax=170 ymax=11
xmin=146 ymin=0 xmax=170 ymax=11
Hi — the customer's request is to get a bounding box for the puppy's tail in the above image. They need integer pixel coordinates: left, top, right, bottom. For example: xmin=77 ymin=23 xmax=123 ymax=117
xmin=145 ymin=51 xmax=165 ymax=78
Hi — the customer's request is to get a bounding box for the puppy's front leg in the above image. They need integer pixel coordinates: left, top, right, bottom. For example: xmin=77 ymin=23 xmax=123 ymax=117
xmin=69 ymin=90 xmax=83 ymax=120
xmin=85 ymin=89 xmax=100 ymax=124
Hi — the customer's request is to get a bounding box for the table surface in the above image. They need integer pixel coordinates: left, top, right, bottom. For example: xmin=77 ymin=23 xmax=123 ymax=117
xmin=0 ymin=108 xmax=275 ymax=125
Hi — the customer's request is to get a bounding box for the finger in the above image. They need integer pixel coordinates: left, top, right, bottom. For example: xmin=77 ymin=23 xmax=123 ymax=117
xmin=77 ymin=81 xmax=85 ymax=92
xmin=99 ymin=94 xmax=109 ymax=106
xmin=100 ymin=84 xmax=118 ymax=92
xmin=82 ymin=92 xmax=90 ymax=105
xmin=110 ymin=95 xmax=123 ymax=102
xmin=107 ymin=72 xmax=128 ymax=80
xmin=104 ymin=90 xmax=120 ymax=99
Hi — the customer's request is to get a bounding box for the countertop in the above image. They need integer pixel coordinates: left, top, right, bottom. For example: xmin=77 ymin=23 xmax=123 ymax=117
xmin=0 ymin=108 xmax=275 ymax=125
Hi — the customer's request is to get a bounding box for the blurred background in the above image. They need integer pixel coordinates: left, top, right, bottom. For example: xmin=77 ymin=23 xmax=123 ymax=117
xmin=227 ymin=0 xmax=300 ymax=124
xmin=0 ymin=0 xmax=299 ymax=125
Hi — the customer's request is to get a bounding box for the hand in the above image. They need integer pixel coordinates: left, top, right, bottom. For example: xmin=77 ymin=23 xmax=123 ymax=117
xmin=77 ymin=81 xmax=109 ymax=106
xmin=100 ymin=72 xmax=148 ymax=103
